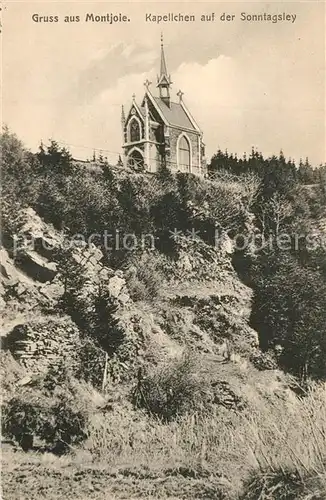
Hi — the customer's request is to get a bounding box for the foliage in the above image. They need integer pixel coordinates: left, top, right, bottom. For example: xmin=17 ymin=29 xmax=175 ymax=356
xmin=117 ymin=176 xmax=157 ymax=235
xmin=43 ymin=399 xmax=88 ymax=447
xmin=2 ymin=129 xmax=326 ymax=384
xmin=209 ymin=148 xmax=302 ymax=190
xmin=124 ymin=251 xmax=166 ymax=302
xmin=2 ymin=389 xmax=89 ymax=451
xmin=134 ymin=353 xmax=203 ymax=421
xmin=54 ymin=245 xmax=89 ymax=320
xmin=88 ymin=285 xmax=126 ymax=355
xmin=156 ymin=161 xmax=175 ymax=185
xmin=36 ymin=167 xmax=121 ymax=234
xmin=74 ymin=336 xmax=107 ymax=389
xmin=250 ymin=251 xmax=326 ymax=380
xmin=240 ymin=469 xmax=326 ymax=500
xmin=1 ymin=128 xmax=40 ymax=246
xmin=249 ymin=350 xmax=278 ymax=371
xmin=54 ymin=248 xmax=127 ymax=358
xmin=36 ymin=140 xmax=74 ymax=176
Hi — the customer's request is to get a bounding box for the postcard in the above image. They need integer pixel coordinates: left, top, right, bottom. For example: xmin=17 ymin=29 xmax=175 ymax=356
xmin=1 ymin=2 xmax=325 ymax=499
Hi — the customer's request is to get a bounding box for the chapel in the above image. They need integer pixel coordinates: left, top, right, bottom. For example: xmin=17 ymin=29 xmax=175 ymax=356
xmin=121 ymin=36 xmax=206 ymax=175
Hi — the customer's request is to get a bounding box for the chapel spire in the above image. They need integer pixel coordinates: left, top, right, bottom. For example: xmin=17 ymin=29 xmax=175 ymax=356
xmin=160 ymin=33 xmax=168 ymax=77
xmin=157 ymin=34 xmax=172 ymax=107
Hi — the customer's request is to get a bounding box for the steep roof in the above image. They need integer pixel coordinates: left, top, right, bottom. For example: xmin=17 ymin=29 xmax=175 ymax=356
xmin=160 ymin=40 xmax=168 ymax=78
xmin=157 ymin=34 xmax=172 ymax=88
xmin=152 ymin=97 xmax=198 ymax=132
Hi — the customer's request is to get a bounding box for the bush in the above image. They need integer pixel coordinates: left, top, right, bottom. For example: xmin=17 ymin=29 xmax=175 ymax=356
xmin=2 ymin=389 xmax=89 ymax=453
xmin=43 ymin=399 xmax=88 ymax=451
xmin=249 ymin=350 xmax=278 ymax=371
xmin=2 ymin=395 xmax=47 ymax=450
xmin=75 ymin=336 xmax=107 ymax=389
xmin=125 ymin=252 xmax=166 ymax=302
xmin=133 ymin=353 xmax=203 ymax=421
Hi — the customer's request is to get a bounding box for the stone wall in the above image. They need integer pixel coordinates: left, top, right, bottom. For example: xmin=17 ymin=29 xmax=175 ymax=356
xmin=2 ymin=317 xmax=81 ymax=373
xmin=167 ymin=127 xmax=201 ymax=175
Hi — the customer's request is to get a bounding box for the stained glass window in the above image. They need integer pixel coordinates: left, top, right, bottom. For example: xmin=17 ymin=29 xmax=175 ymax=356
xmin=129 ymin=119 xmax=141 ymax=142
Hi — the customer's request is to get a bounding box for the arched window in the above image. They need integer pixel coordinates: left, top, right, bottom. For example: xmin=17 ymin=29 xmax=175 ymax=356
xmin=129 ymin=118 xmax=141 ymax=142
xmin=178 ymin=135 xmax=191 ymax=172
xmin=127 ymin=149 xmax=144 ymax=171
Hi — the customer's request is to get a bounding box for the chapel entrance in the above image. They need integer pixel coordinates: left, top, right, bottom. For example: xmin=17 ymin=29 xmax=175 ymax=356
xmin=127 ymin=149 xmax=144 ymax=171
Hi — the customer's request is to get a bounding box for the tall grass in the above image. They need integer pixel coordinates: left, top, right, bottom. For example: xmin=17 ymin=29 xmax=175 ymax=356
xmin=83 ymin=383 xmax=326 ymax=497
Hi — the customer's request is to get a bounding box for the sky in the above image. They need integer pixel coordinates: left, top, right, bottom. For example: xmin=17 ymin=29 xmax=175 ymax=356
xmin=2 ymin=0 xmax=325 ymax=166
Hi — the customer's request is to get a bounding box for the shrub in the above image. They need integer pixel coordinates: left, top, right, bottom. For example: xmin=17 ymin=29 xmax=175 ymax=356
xmin=42 ymin=399 xmax=88 ymax=450
xmin=75 ymin=336 xmax=107 ymax=389
xmin=36 ymin=140 xmax=74 ymax=176
xmin=2 ymin=395 xmax=47 ymax=450
xmin=125 ymin=252 xmax=165 ymax=302
xmin=2 ymin=389 xmax=89 ymax=453
xmin=89 ymin=287 xmax=126 ymax=355
xmin=249 ymin=350 xmax=278 ymax=371
xmin=133 ymin=353 xmax=203 ymax=421
xmin=54 ymin=246 xmax=89 ymax=320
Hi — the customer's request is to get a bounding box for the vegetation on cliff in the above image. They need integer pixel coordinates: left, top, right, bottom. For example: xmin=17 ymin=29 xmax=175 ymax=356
xmin=1 ymin=128 xmax=326 ymax=499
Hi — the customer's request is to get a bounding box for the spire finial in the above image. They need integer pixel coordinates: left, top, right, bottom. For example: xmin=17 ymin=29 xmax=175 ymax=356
xmin=132 ymin=93 xmax=136 ymax=102
xmin=159 ymin=35 xmax=168 ymax=78
xmin=157 ymin=34 xmax=171 ymax=106
xmin=121 ymin=105 xmax=125 ymax=122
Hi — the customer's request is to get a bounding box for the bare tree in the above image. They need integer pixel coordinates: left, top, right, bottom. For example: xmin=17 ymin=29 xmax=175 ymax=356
xmin=256 ymin=192 xmax=293 ymax=236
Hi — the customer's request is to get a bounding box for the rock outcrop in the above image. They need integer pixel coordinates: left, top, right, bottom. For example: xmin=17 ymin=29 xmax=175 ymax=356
xmin=156 ymin=237 xmax=259 ymax=356
xmin=1 ymin=208 xmax=131 ymax=374
xmin=2 ymin=206 xmax=259 ymax=389
xmin=2 ymin=316 xmax=81 ymax=373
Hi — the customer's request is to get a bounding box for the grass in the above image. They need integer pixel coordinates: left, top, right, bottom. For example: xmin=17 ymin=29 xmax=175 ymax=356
xmin=240 ymin=470 xmax=326 ymax=500
xmin=2 ymin=381 xmax=326 ymax=499
xmin=80 ymin=382 xmax=326 ymax=498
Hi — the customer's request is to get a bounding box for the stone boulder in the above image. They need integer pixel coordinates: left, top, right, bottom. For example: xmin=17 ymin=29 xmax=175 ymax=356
xmin=15 ymin=250 xmax=57 ymax=283
xmin=210 ymin=380 xmax=246 ymax=411
xmin=107 ymin=275 xmax=126 ymax=299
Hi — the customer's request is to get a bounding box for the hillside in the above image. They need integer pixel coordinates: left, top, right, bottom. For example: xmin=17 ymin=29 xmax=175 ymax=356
xmin=1 ymin=205 xmax=311 ymax=500
xmin=1 ymin=131 xmax=326 ymax=499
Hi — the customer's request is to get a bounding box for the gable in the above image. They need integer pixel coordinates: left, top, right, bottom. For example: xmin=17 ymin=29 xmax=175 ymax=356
xmin=126 ymin=103 xmax=144 ymax=124
xmin=141 ymin=92 xmax=168 ymax=126
xmin=146 ymin=99 xmax=165 ymax=125
xmin=157 ymin=75 xmax=170 ymax=86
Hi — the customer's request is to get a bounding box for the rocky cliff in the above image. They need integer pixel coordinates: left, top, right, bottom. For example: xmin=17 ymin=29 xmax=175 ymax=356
xmin=1 ymin=205 xmax=295 ymax=411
